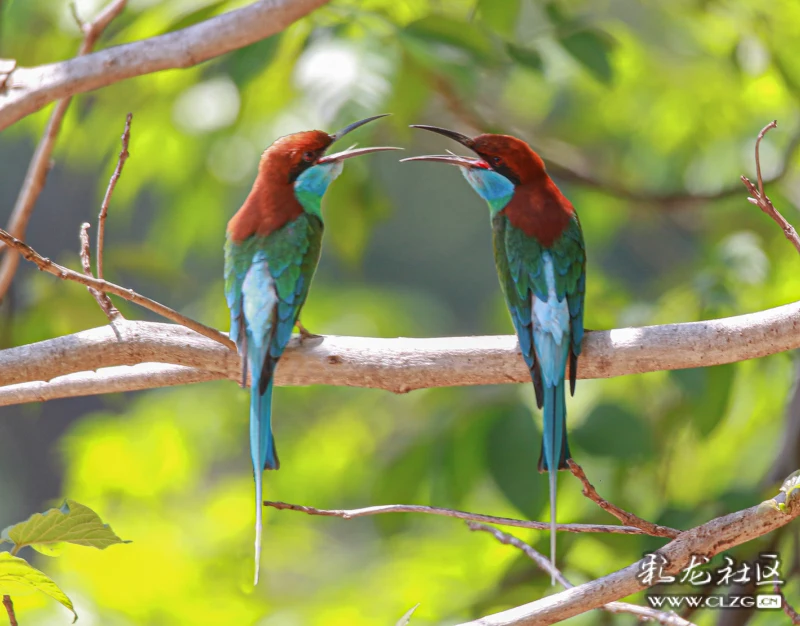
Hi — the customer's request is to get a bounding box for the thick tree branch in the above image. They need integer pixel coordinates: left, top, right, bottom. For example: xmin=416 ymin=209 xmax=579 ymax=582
xmin=467 ymin=523 xmax=694 ymax=626
xmin=0 ymin=0 xmax=330 ymax=131
xmin=0 ymin=0 xmax=127 ymax=300
xmin=0 ymin=295 xmax=799 ymax=404
xmin=263 ymin=501 xmax=651 ymax=536
xmin=456 ymin=483 xmax=800 ymax=625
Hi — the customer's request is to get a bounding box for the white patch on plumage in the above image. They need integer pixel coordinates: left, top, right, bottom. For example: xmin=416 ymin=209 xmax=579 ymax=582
xmin=531 ymin=253 xmax=570 ymax=386
xmin=242 ymin=257 xmax=278 ymax=351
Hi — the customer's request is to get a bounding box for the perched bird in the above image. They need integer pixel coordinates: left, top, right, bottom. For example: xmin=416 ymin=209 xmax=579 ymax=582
xmin=403 ymin=127 xmax=586 ymax=579
xmin=225 ymin=115 xmax=399 ymax=583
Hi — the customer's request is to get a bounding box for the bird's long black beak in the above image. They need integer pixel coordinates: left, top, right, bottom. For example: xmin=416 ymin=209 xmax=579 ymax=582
xmin=409 ymin=124 xmax=475 ymax=149
xmin=329 ymin=114 xmax=391 ymax=143
xmin=402 ymin=125 xmax=483 ymax=168
xmin=318 ymin=114 xmax=400 ymax=163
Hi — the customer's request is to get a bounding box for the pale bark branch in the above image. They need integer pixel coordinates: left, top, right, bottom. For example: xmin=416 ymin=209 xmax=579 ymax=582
xmin=0 ymin=0 xmax=331 ymax=131
xmin=467 ymin=522 xmax=695 ymax=626
xmin=456 ymin=485 xmax=800 ymax=626
xmin=0 ymin=296 xmax=799 ymax=404
xmin=0 ymin=0 xmax=128 ymax=300
xmin=263 ymin=500 xmax=651 ymax=536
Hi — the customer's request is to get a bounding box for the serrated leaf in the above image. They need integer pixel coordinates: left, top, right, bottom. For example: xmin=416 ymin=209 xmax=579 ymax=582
xmin=395 ymin=603 xmax=420 ymax=626
xmin=2 ymin=500 xmax=129 ymax=554
xmin=505 ymin=42 xmax=543 ymax=72
xmin=560 ymin=28 xmax=615 ymax=85
xmin=476 ymin=0 xmax=520 ymax=38
xmin=0 ymin=553 xmax=77 ymax=622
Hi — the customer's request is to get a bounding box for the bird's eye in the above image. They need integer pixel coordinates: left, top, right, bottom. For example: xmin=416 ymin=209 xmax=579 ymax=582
xmin=302 ymin=151 xmax=315 ymax=162
xmin=491 ymin=156 xmax=503 ymax=166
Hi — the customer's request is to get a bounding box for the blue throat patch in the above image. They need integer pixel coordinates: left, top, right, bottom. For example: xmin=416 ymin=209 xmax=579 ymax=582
xmin=460 ymin=167 xmax=514 ymax=214
xmin=293 ymin=161 xmax=345 ymax=216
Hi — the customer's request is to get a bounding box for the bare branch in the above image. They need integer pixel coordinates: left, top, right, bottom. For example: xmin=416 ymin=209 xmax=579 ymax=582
xmin=467 ymin=522 xmax=695 ymax=626
xmin=264 ymin=501 xmax=653 ymax=536
xmin=97 ymin=112 xmax=132 ymax=280
xmin=0 ymin=229 xmax=233 ymax=349
xmin=0 ymin=363 xmax=218 ymax=405
xmin=568 ymin=460 xmax=680 ymax=538
xmin=0 ymin=0 xmax=128 ymax=302
xmin=775 ymin=583 xmax=800 ymax=624
xmin=457 ymin=482 xmax=800 ymax=625
xmin=1 ymin=290 xmax=800 ymax=403
xmin=79 ymin=223 xmax=120 ymax=321
xmin=2 ymin=595 xmax=18 ymax=626
xmin=0 ymin=0 xmax=331 ymax=131
xmin=740 ymin=122 xmax=800 ymax=255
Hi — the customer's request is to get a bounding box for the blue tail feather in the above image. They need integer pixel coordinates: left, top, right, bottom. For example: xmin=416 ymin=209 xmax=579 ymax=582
xmin=538 ymin=379 xmax=569 ymax=585
xmin=250 ymin=373 xmax=278 ymax=585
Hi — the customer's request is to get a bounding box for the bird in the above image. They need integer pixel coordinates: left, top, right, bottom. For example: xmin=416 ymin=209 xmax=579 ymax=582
xmin=402 ymin=126 xmax=586 ymax=580
xmin=225 ymin=114 xmax=399 ymax=584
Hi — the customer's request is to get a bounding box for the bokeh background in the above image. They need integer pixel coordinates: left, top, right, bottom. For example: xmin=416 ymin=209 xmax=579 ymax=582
xmin=2 ymin=0 xmax=800 ymax=624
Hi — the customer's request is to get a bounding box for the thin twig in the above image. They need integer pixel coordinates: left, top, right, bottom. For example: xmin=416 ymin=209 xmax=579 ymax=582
xmin=79 ymin=223 xmax=120 ymax=321
xmin=97 ymin=112 xmax=131 ymax=280
xmin=2 ymin=595 xmax=17 ymax=626
xmin=0 ymin=0 xmax=128 ymax=301
xmin=740 ymin=121 xmax=800 ymax=255
xmin=775 ymin=583 xmax=800 ymax=624
xmin=263 ymin=500 xmax=656 ymax=535
xmin=567 ymin=460 xmax=681 ymax=539
xmin=0 ymin=228 xmax=233 ymax=349
xmin=467 ymin=522 xmax=695 ymax=625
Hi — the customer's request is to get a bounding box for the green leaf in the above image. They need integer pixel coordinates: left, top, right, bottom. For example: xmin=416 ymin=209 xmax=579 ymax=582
xmin=560 ymin=28 xmax=615 ymax=85
xmin=1 ymin=500 xmax=129 ymax=554
xmin=395 ymin=603 xmax=420 ymax=626
xmin=572 ymin=403 xmax=653 ymax=461
xmin=670 ymin=364 xmax=735 ymax=437
xmin=476 ymin=0 xmax=520 ymax=38
xmin=486 ymin=403 xmax=547 ymax=520
xmin=226 ymin=35 xmax=283 ymax=88
xmin=0 ymin=552 xmax=77 ymax=622
xmin=404 ymin=15 xmax=498 ymax=64
xmin=505 ymin=42 xmax=543 ymax=72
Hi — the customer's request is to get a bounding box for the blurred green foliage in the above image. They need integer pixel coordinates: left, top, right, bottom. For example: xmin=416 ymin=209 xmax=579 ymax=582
xmin=1 ymin=0 xmax=800 ymax=624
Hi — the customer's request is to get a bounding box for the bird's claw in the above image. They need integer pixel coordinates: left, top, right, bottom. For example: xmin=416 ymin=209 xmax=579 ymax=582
xmin=295 ymin=320 xmax=321 ymax=344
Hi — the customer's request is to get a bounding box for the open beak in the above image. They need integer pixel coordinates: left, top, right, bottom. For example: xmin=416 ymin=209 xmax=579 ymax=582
xmin=319 ymin=145 xmax=403 ymax=164
xmin=317 ymin=113 xmax=401 ymax=163
xmin=399 ymin=153 xmax=485 ymax=168
xmin=401 ymin=124 xmax=485 ymax=168
xmin=408 ymin=124 xmax=475 ymax=148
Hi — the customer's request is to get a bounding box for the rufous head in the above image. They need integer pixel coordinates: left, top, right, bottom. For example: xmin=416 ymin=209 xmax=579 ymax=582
xmin=401 ymin=125 xmax=547 ymax=186
xmin=259 ymin=114 xmax=401 ymax=185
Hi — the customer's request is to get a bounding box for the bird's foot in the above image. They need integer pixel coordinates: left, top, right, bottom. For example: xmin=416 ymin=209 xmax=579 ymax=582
xmin=295 ymin=320 xmax=321 ymax=344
